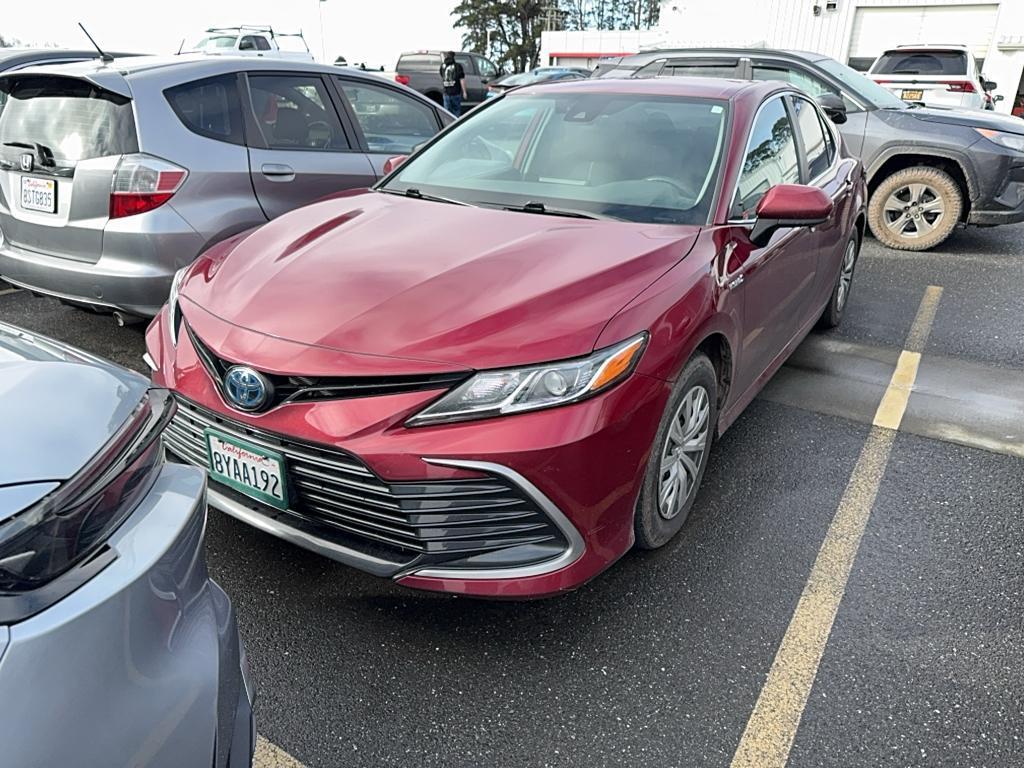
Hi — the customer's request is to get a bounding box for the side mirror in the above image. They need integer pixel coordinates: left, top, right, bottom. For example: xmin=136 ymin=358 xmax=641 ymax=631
xmin=382 ymin=155 xmax=409 ymax=175
xmin=983 ymin=80 xmax=998 ymax=92
xmin=816 ymin=93 xmax=847 ymax=124
xmin=995 ymin=94 xmax=1005 ymax=103
xmin=749 ymin=185 xmax=834 ymax=247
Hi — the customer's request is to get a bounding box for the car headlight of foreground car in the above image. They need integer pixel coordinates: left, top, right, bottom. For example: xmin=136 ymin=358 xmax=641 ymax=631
xmin=167 ymin=266 xmax=189 ymax=346
xmin=975 ymin=128 xmax=1024 ymax=153
xmin=406 ymin=333 xmax=648 ymax=427
xmin=0 ymin=389 xmax=175 ymax=621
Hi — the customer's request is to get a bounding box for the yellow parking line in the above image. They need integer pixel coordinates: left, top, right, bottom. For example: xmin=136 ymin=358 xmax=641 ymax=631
xmin=254 ymin=735 xmax=306 ymax=768
xmin=0 ymin=287 xmax=18 ymax=296
xmin=729 ymin=286 xmax=942 ymax=768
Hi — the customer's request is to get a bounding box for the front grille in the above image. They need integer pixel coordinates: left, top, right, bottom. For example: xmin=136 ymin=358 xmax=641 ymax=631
xmin=163 ymin=396 xmax=567 ymax=569
xmin=186 ymin=323 xmax=469 ymax=411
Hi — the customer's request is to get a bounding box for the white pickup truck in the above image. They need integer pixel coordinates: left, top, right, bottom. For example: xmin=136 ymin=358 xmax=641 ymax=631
xmin=186 ymin=26 xmax=315 ymax=62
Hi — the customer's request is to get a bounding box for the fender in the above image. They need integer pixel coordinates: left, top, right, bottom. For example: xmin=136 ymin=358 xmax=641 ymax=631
xmin=866 ymin=143 xmax=979 ymax=202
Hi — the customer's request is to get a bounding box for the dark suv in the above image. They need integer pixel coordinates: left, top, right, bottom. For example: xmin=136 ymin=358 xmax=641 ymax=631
xmin=395 ymin=50 xmax=501 ymax=111
xmin=597 ymin=49 xmax=1024 ymax=251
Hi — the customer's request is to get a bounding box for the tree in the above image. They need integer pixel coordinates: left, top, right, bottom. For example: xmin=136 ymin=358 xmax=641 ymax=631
xmin=452 ymin=0 xmax=547 ymax=72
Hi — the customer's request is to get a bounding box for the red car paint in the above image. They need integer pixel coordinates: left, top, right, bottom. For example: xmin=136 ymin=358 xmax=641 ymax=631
xmin=149 ymin=78 xmax=866 ymax=598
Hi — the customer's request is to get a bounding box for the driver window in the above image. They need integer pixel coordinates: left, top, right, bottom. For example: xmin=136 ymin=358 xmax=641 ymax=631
xmin=732 ymin=96 xmax=799 ymax=219
xmin=247 ymin=74 xmax=349 ymax=150
xmin=476 ymin=57 xmax=499 ymax=80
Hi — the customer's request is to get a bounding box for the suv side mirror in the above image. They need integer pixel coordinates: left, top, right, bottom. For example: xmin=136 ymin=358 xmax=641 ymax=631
xmin=816 ymin=93 xmax=847 ymax=124
xmin=983 ymin=80 xmax=998 ymax=92
xmin=749 ymin=185 xmax=834 ymax=247
xmin=994 ymin=94 xmax=1005 ymax=103
xmin=382 ymin=155 xmax=409 ymax=174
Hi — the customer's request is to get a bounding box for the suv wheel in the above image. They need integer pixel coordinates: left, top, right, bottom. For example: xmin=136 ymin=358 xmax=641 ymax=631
xmin=868 ymin=166 xmax=963 ymax=251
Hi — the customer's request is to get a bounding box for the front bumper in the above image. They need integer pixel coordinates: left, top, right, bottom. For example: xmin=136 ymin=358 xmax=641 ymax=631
xmin=965 ymin=143 xmax=1024 ymax=226
xmin=0 ymin=463 xmax=255 ymax=768
xmin=0 ymin=205 xmax=204 ymax=317
xmin=149 ymin=310 xmax=669 ymax=598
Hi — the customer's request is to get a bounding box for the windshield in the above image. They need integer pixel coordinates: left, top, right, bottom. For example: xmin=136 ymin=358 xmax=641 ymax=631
xmin=194 ymin=35 xmax=238 ymax=50
xmin=383 ymin=91 xmax=729 ymax=226
xmin=873 ymin=50 xmax=968 ymax=76
xmin=815 ymin=58 xmax=908 ymax=110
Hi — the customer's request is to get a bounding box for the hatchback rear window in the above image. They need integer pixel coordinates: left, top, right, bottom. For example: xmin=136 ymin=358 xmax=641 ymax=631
xmin=398 ymin=54 xmax=439 ymax=72
xmin=873 ymin=50 xmax=968 ymax=76
xmin=0 ymin=75 xmax=137 ymax=164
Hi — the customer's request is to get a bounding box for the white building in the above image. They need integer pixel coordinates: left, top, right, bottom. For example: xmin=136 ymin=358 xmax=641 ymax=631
xmin=540 ymin=0 xmax=1024 ymax=114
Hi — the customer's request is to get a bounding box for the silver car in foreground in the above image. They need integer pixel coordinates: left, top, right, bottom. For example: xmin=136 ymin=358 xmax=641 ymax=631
xmin=0 ymin=322 xmax=254 ymax=767
xmin=0 ymin=55 xmax=451 ymax=319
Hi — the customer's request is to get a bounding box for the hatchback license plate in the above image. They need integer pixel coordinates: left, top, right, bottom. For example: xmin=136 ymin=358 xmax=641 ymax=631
xmin=20 ymin=176 xmax=56 ymax=213
xmin=205 ymin=429 xmax=289 ymax=510
xmin=901 ymin=89 xmax=924 ymax=102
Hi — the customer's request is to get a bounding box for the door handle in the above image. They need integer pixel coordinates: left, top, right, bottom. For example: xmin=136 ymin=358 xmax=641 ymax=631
xmin=261 ymin=163 xmax=295 ymax=182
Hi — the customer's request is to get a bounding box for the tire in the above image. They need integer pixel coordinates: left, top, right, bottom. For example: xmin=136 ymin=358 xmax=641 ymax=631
xmin=818 ymin=232 xmax=860 ymax=329
xmin=634 ymin=353 xmax=718 ymax=550
xmin=867 ymin=166 xmax=962 ymax=251
xmin=425 ymin=91 xmax=443 ymax=105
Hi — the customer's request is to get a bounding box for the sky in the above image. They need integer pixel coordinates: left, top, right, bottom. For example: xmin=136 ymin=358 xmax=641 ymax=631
xmin=1 ymin=0 xmax=463 ymax=70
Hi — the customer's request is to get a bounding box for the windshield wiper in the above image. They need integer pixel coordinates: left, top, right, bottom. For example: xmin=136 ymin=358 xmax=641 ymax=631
xmin=3 ymin=141 xmax=56 ymax=167
xmin=487 ymin=200 xmax=620 ymax=221
xmin=378 ymin=187 xmax=469 ymax=206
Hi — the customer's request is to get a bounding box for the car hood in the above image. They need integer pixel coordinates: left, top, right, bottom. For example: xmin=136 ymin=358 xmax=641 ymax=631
xmin=0 ymin=323 xmax=148 ymax=487
xmin=905 ymin=105 xmax=1024 ymax=135
xmin=182 ymin=191 xmax=700 ymax=371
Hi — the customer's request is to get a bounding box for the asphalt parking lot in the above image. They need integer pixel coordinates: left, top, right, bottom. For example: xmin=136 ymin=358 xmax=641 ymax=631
xmin=2 ymin=224 xmax=1021 ymax=768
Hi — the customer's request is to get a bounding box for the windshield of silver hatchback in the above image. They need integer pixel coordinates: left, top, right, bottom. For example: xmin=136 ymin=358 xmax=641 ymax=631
xmin=381 ymin=92 xmax=729 ymax=225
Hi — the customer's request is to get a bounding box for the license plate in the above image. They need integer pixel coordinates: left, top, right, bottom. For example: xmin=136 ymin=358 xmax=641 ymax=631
xmin=205 ymin=429 xmax=289 ymax=510
xmin=901 ymin=89 xmax=924 ymax=102
xmin=20 ymin=176 xmax=57 ymax=213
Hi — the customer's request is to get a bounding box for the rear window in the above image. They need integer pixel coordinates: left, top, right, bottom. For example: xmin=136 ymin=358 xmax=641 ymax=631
xmin=0 ymin=75 xmax=137 ymax=164
xmin=872 ymin=50 xmax=968 ymax=76
xmin=165 ymin=75 xmax=245 ymax=145
xmin=398 ymin=54 xmax=440 ymax=72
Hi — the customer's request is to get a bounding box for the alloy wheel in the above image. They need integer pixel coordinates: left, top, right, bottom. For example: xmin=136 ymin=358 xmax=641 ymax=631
xmin=658 ymin=385 xmax=710 ymax=520
xmin=882 ymin=183 xmax=945 ymax=239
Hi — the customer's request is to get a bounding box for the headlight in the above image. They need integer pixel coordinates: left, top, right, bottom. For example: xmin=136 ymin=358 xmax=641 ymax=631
xmin=406 ymin=334 xmax=647 ymax=427
xmin=167 ymin=266 xmax=188 ymax=346
xmin=975 ymin=128 xmax=1024 ymax=153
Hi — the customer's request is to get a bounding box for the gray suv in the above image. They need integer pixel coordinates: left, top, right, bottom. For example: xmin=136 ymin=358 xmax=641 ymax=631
xmin=597 ymin=49 xmax=1024 ymax=251
xmin=0 ymin=55 xmax=452 ymax=320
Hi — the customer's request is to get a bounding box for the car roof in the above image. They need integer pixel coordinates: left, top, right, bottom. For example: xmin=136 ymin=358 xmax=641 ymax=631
xmin=0 ymin=48 xmax=143 ymax=69
xmin=511 ymin=75 xmax=775 ymax=102
xmin=618 ymin=47 xmax=827 ymax=65
xmin=4 ymin=53 xmax=404 ymax=85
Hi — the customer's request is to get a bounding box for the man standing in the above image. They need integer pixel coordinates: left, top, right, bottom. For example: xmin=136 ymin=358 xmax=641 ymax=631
xmin=440 ymin=51 xmax=468 ymax=116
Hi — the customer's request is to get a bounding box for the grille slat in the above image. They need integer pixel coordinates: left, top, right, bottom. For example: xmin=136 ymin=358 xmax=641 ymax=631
xmin=165 ymin=396 xmax=567 ymax=564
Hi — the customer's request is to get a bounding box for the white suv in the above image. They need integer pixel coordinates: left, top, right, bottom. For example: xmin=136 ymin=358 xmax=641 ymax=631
xmin=868 ymin=45 xmax=995 ymax=111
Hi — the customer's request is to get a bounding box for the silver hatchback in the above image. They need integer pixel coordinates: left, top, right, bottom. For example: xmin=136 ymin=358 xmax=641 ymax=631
xmin=0 ymin=55 xmax=451 ymax=319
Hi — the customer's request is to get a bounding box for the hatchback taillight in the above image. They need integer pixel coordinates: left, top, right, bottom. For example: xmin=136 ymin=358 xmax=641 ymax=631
xmin=395 ymin=74 xmax=411 ymax=85
xmin=945 ymin=81 xmax=976 ymax=93
xmin=110 ymin=154 xmax=188 ymax=219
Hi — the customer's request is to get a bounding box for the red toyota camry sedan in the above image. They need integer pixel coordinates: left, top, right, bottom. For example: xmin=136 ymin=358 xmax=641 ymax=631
xmin=148 ymin=78 xmax=865 ymax=598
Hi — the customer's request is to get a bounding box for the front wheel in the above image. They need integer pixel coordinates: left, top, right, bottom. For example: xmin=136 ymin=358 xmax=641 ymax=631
xmin=634 ymin=354 xmax=717 ymax=550
xmin=867 ymin=166 xmax=962 ymax=251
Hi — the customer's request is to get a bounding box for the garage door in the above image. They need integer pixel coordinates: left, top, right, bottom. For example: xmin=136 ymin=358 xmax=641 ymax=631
xmin=849 ymin=4 xmax=999 ymax=59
